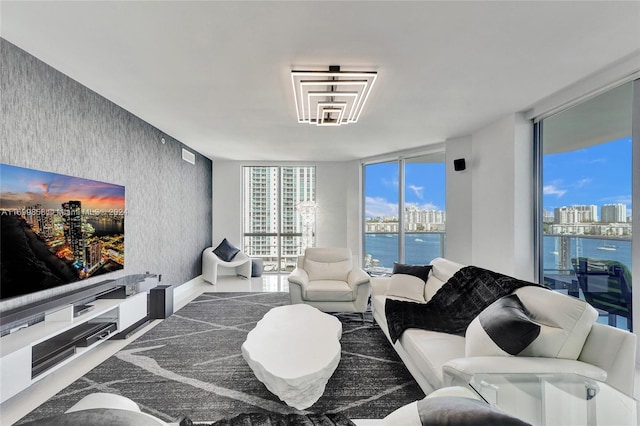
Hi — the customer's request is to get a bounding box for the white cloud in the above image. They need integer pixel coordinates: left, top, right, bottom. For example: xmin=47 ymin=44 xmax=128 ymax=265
xmin=543 ymin=185 xmax=567 ymax=198
xmin=575 ymin=178 xmax=592 ymax=188
xmin=408 ymin=184 xmax=423 ymax=199
xmin=365 ymin=196 xmax=398 ymax=219
xmin=420 ymin=202 xmax=440 ymax=211
xmin=600 ymin=195 xmax=632 ymax=205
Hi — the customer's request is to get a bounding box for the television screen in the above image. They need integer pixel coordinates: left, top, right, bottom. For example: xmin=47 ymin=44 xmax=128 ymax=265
xmin=0 ymin=163 xmax=125 ymax=300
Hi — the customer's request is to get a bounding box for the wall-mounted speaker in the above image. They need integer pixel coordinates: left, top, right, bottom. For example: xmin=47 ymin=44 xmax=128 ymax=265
xmin=453 ymin=158 xmax=466 ymax=171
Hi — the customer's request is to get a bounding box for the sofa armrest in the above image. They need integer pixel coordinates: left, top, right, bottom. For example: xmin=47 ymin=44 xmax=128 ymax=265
xmin=287 ymin=267 xmax=309 ymax=286
xmin=442 ymin=356 xmax=607 ymax=388
xmin=287 ymin=268 xmax=309 ymax=304
xmin=348 ymin=268 xmax=371 ymax=288
xmin=370 ymin=277 xmax=391 ymax=297
xmin=577 ymin=322 xmax=637 ymax=396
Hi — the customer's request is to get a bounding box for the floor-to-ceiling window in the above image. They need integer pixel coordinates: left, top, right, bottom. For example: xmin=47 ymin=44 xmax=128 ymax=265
xmin=243 ymin=166 xmax=315 ymax=273
xmin=536 ymin=81 xmax=635 ymax=331
xmin=363 ymin=152 xmax=446 ymax=274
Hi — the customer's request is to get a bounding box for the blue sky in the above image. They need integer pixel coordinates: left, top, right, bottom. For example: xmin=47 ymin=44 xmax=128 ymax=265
xmin=365 ymin=162 xmax=446 ymax=219
xmin=543 ymin=136 xmax=632 ymax=216
xmin=364 ymin=136 xmax=632 ymax=220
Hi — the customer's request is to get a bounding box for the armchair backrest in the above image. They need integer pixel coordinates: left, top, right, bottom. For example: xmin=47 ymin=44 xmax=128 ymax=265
xmin=300 ymin=247 xmax=353 ymax=282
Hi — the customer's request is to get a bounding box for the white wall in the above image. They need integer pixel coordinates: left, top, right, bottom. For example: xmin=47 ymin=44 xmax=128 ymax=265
xmin=470 ymin=113 xmax=534 ymax=280
xmin=212 ymin=160 xmax=361 ymax=257
xmin=444 ymin=136 xmax=473 ymax=264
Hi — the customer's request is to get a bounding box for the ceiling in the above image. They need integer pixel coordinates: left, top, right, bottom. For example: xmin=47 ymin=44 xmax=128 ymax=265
xmin=2 ymin=1 xmax=639 ymax=162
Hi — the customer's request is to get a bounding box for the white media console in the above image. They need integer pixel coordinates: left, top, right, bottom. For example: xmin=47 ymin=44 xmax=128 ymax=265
xmin=0 ymin=285 xmax=149 ymax=404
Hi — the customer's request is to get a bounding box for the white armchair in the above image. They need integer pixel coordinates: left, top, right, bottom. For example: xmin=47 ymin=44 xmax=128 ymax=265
xmin=288 ymin=247 xmax=371 ymax=318
xmin=202 ymin=245 xmax=251 ymax=284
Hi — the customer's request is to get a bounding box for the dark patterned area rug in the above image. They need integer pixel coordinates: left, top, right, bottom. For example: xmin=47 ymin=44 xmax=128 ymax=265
xmin=18 ymin=293 xmax=424 ymax=424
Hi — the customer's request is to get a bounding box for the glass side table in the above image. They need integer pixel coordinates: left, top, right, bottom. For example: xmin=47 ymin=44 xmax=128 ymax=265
xmin=469 ymin=373 xmax=638 ymax=426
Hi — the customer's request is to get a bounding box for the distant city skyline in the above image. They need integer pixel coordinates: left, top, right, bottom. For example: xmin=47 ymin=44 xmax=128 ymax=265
xmin=543 ymin=136 xmax=632 ymax=217
xmin=363 ymin=136 xmax=632 ymax=221
xmin=365 ymin=162 xmax=446 ymax=219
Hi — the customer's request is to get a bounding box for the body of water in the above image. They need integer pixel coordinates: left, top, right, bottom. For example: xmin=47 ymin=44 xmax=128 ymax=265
xmin=543 ymin=235 xmax=632 ymax=273
xmin=86 ymin=217 xmax=124 ymax=237
xmin=365 ymin=233 xmax=633 ymax=277
xmin=365 ymin=233 xmax=443 ymax=269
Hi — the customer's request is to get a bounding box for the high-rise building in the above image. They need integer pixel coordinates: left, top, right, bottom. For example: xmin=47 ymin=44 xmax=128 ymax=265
xmin=243 ymin=166 xmax=315 ymax=260
xmin=553 ymin=205 xmax=597 ymax=224
xmin=404 ymin=205 xmax=446 ymax=231
xmin=601 ymin=203 xmax=627 ymax=223
xmin=85 ymin=239 xmax=102 ymax=270
xmin=62 ymin=200 xmax=85 ymax=265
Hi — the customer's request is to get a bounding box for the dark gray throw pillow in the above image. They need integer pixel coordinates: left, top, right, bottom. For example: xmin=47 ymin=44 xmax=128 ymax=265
xmin=392 ymin=263 xmax=432 ymax=282
xmin=417 ymin=396 xmax=532 ymax=426
xmin=213 ymin=238 xmax=240 ymax=262
xmin=478 ymin=294 xmax=541 ymax=356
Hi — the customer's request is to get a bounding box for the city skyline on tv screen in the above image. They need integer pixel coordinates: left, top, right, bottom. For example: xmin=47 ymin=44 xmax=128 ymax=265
xmin=0 ymin=163 xmax=125 ymax=299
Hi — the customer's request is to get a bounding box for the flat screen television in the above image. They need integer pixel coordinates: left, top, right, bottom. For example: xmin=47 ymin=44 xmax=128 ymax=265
xmin=0 ymin=163 xmax=125 ymax=300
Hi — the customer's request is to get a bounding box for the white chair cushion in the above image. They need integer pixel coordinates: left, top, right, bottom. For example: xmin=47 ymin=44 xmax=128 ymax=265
xmin=306 ymin=280 xmax=354 ymax=301
xmin=304 ymin=258 xmax=352 ymax=281
xmin=386 ymin=274 xmax=426 ymax=302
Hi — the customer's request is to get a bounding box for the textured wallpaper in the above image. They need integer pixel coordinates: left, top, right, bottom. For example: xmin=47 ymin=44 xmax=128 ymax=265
xmin=0 ymin=39 xmax=212 ymax=311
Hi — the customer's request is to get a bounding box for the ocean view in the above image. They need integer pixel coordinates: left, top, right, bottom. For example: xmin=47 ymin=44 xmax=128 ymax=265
xmin=543 ymin=235 xmax=632 ymax=273
xmin=365 ymin=233 xmax=632 ymax=274
xmin=365 ymin=233 xmax=444 ymax=269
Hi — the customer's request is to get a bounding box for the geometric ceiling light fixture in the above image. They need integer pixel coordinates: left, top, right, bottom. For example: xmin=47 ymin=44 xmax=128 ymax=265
xmin=291 ymin=65 xmax=377 ymax=126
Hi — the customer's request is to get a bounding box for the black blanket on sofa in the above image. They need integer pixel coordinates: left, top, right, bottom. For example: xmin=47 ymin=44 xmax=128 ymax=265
xmin=385 ymin=265 xmax=541 ymax=343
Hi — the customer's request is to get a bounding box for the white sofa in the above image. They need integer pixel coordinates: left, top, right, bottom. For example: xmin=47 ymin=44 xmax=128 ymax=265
xmin=371 ymin=258 xmax=637 ymax=397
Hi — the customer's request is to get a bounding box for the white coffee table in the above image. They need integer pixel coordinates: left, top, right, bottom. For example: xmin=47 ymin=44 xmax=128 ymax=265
xmin=241 ymin=304 xmax=342 ymax=410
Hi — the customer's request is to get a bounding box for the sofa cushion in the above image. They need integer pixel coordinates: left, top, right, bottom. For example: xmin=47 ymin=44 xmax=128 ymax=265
xmin=213 ymin=238 xmax=240 ymax=262
xmin=387 ymin=273 xmax=427 ymax=302
xmin=466 ymin=294 xmax=541 ymax=356
xmin=393 ymin=263 xmax=432 ymax=281
xmin=304 ymin=259 xmax=352 ymax=281
xmin=425 ymin=258 xmax=465 ymax=301
xmin=513 ymin=286 xmax=598 ymax=359
xmin=400 ymin=329 xmax=466 ymax=389
xmin=306 ymin=280 xmax=354 ymax=301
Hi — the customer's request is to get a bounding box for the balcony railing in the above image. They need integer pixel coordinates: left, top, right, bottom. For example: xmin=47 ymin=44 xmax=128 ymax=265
xmin=543 ymin=234 xmax=632 ymax=331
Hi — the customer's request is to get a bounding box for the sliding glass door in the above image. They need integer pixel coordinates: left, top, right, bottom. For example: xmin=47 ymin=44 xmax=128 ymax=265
xmin=363 ymin=152 xmax=446 ymax=274
xmin=537 ymin=81 xmax=634 ymax=330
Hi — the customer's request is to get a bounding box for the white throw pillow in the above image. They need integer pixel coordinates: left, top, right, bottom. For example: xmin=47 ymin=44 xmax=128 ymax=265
xmin=386 ymin=274 xmax=426 ymax=302
xmin=514 ymin=286 xmax=598 ymax=359
xmin=466 ymin=287 xmax=598 ymax=360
